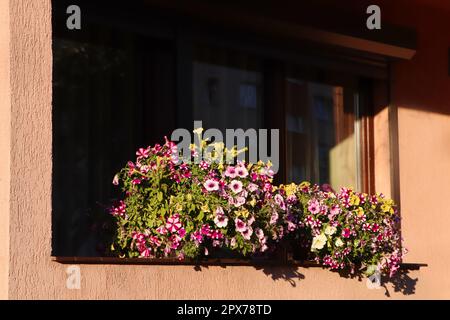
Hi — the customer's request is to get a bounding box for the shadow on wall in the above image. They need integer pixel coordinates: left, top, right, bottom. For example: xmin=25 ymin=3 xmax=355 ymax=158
xmin=192 ymin=264 xmax=418 ymax=295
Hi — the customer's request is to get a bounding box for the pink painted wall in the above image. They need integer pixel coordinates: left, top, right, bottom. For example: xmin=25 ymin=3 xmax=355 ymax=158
xmin=1 ymin=0 xmax=449 ymax=299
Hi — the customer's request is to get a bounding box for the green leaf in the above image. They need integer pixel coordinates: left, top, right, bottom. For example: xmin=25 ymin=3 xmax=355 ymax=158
xmin=196 ymin=211 xmax=204 ymax=221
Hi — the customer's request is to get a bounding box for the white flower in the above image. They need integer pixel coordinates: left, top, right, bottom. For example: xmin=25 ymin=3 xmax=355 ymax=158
xmin=324 ymin=225 xmax=337 ymax=236
xmin=311 ymin=233 xmax=327 ymax=251
xmin=214 ymin=214 xmax=229 ymax=228
xmin=335 ymin=238 xmax=344 ymax=247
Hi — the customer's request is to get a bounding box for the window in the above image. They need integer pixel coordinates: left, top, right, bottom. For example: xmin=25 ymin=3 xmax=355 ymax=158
xmin=52 ymin=1 xmax=378 ymax=257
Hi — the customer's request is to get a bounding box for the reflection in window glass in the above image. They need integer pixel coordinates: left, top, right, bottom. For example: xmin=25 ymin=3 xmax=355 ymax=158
xmin=192 ymin=46 xmax=263 ymax=133
xmin=286 ymin=80 xmax=360 ymax=190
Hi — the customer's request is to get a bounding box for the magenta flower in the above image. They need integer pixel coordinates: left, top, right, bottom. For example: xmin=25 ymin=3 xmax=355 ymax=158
xmin=201 ymin=224 xmax=211 ymax=236
xmin=235 ymin=218 xmax=247 ymax=232
xmin=342 ymin=228 xmax=351 ymax=238
xmin=136 ymin=148 xmax=150 ymax=159
xmin=210 ymin=230 xmax=224 ymax=240
xmin=132 ymin=178 xmax=142 ymax=185
xmin=156 ymin=226 xmax=167 ymax=235
xmin=149 ymin=236 xmax=161 ymax=247
xmin=178 ymin=228 xmax=186 ymax=238
xmin=204 ymin=179 xmax=220 ymax=192
xmin=191 ymin=230 xmax=203 ymax=243
xmin=165 ymin=214 xmax=182 ymax=233
xmin=140 ymin=248 xmax=151 ymax=258
xmin=229 ymin=180 xmax=243 ymax=194
xmin=109 ymin=200 xmax=126 ymax=218
xmin=199 ymin=161 xmax=210 ymax=170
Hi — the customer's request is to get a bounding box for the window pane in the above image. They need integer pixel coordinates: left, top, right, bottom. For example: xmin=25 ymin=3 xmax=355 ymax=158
xmin=193 ymin=46 xmax=263 ymax=132
xmin=286 ymin=79 xmax=360 ymax=190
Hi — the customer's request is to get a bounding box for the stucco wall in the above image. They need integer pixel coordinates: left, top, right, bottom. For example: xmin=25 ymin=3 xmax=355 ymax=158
xmin=3 ymin=0 xmax=450 ymax=299
xmin=384 ymin=0 xmax=450 ymax=298
xmin=0 ymin=0 xmax=11 ymax=300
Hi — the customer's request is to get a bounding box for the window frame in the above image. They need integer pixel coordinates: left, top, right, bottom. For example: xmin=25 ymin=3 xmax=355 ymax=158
xmin=51 ymin=1 xmax=385 ymax=260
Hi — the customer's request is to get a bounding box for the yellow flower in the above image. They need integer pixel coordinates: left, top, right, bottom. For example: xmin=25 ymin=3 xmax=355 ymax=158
xmin=176 ymin=203 xmax=183 ymax=211
xmin=356 ymin=207 xmax=365 ymax=217
xmin=249 ymin=198 xmax=257 ymax=207
xmin=350 ymin=194 xmax=360 ymax=206
xmin=235 ymin=208 xmax=250 ymax=218
xmin=201 ymin=204 xmax=210 ymax=213
xmin=299 ymin=181 xmax=311 ymax=189
xmin=381 ymin=204 xmax=394 ymax=214
xmin=285 ymin=183 xmax=297 ymax=197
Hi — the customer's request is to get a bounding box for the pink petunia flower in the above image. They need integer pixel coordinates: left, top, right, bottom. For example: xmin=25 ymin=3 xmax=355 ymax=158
xmin=204 ymin=179 xmax=220 ymax=192
xmin=229 ymin=180 xmax=243 ymax=194
xmin=224 ymin=166 xmax=237 ymax=178
xmin=214 ymin=214 xmax=229 ymax=228
xmin=236 ymin=165 xmax=249 ymax=178
xmin=247 ymin=183 xmax=259 ymax=193
xmin=241 ymin=226 xmax=253 ymax=240
xmin=308 ymin=199 xmax=320 ymax=214
xmin=270 ymin=210 xmax=279 ymax=225
xmin=234 ymin=196 xmax=246 ymax=207
xmin=255 ymin=228 xmax=265 ymax=240
xmin=235 ymin=218 xmax=247 ymax=232
xmin=275 ymin=194 xmax=286 ymax=210
xmin=328 ymin=204 xmax=341 ymax=219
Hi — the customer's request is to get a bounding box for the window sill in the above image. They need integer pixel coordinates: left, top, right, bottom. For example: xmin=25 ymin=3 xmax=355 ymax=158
xmin=51 ymin=256 xmax=427 ymax=270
